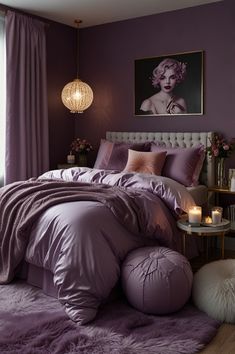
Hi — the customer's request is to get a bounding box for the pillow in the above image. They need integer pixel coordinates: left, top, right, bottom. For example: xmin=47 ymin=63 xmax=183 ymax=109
xmin=94 ymin=139 xmax=151 ymax=170
xmin=124 ymin=150 xmax=167 ymax=175
xmin=151 ymin=144 xmax=205 ymax=187
xmin=192 ymin=148 xmax=206 ymax=185
xmin=93 ymin=139 xmax=113 ymax=169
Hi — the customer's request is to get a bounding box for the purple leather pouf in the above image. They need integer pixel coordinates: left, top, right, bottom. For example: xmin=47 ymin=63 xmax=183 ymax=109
xmin=121 ymin=246 xmax=193 ymax=315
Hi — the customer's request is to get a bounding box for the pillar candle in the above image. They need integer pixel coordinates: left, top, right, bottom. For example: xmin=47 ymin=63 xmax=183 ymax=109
xmin=188 ymin=206 xmax=202 ymax=224
xmin=212 ymin=208 xmax=222 ymax=224
xmin=67 ymin=152 xmax=75 ymax=164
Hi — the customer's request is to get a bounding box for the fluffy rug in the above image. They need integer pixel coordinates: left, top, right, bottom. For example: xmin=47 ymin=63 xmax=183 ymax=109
xmin=0 ymin=280 xmax=220 ymax=354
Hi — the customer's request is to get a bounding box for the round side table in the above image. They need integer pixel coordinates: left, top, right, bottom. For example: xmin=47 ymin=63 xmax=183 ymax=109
xmin=177 ymin=218 xmax=230 ymax=259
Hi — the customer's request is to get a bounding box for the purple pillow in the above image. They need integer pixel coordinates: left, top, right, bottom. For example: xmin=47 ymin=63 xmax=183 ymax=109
xmin=94 ymin=139 xmax=113 ymax=169
xmin=94 ymin=139 xmax=151 ymax=170
xmin=151 ymin=144 xmax=205 ymax=187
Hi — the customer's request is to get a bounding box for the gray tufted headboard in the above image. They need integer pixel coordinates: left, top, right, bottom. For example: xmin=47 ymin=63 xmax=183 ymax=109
xmin=106 ymin=131 xmax=215 ymax=187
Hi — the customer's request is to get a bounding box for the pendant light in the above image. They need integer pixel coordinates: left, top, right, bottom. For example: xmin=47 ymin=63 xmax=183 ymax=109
xmin=61 ymin=19 xmax=93 ymax=113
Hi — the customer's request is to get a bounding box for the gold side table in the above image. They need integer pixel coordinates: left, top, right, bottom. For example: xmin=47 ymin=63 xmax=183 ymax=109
xmin=208 ymin=186 xmax=235 ymax=205
xmin=177 ymin=218 xmax=230 ymax=259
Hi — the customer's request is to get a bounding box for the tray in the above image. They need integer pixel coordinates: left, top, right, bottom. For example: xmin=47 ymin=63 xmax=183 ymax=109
xmin=200 ymin=218 xmax=230 ymax=227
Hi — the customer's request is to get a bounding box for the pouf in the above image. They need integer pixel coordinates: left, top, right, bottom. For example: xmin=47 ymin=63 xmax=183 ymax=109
xmin=192 ymin=259 xmax=235 ymax=323
xmin=121 ymin=246 xmax=193 ymax=315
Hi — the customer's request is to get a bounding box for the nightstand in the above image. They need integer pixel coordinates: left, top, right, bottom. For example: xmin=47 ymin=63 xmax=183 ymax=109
xmin=177 ymin=217 xmax=230 ymax=259
xmin=57 ymin=164 xmax=79 ymax=169
xmin=208 ymin=186 xmax=235 ymax=232
xmin=208 ymin=186 xmax=235 ymax=204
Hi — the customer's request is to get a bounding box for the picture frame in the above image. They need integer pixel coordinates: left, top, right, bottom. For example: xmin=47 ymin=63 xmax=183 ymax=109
xmin=134 ymin=50 xmax=204 ymax=116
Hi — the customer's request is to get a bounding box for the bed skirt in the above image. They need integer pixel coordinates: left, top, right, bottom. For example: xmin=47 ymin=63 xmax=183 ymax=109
xmin=18 ymin=262 xmax=123 ymax=302
xmin=18 ymin=262 xmax=57 ymax=298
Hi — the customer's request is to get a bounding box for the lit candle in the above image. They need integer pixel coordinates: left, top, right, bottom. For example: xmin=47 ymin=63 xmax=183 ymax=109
xmin=205 ymin=216 xmax=212 ymax=224
xmin=188 ymin=206 xmax=202 ymax=224
xmin=212 ymin=207 xmax=222 ymax=224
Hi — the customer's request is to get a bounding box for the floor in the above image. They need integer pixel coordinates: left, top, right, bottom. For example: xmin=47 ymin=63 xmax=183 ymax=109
xmin=199 ymin=324 xmax=235 ymax=353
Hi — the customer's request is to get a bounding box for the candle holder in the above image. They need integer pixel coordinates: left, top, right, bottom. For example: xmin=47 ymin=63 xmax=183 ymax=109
xmin=67 ymin=152 xmax=75 ymax=164
xmin=188 ymin=206 xmax=202 ymax=225
xmin=211 ymin=207 xmax=223 ymax=224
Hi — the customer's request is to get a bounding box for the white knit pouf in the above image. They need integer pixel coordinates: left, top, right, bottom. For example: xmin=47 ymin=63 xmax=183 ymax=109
xmin=192 ymin=259 xmax=235 ymax=323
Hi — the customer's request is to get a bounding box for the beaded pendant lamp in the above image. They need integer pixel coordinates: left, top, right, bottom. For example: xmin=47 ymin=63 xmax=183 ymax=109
xmin=61 ymin=20 xmax=93 ymax=113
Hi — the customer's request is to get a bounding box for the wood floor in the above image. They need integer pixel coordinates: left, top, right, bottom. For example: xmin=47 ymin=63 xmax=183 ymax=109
xmin=191 ymin=248 xmax=235 ymax=353
xmin=199 ymin=324 xmax=235 ymax=354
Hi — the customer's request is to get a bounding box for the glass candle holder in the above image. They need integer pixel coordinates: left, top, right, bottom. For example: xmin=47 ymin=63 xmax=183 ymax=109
xmin=211 ymin=207 xmax=223 ymax=224
xmin=188 ymin=206 xmax=202 ymax=225
xmin=67 ymin=152 xmax=75 ymax=164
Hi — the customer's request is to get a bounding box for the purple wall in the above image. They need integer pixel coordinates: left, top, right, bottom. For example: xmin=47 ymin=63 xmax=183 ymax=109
xmin=77 ymin=0 xmax=235 ymax=168
xmin=46 ymin=22 xmax=77 ymax=169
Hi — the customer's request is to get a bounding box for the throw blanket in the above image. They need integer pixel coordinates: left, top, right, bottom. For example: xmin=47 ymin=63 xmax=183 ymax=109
xmin=0 ymin=179 xmax=153 ymax=284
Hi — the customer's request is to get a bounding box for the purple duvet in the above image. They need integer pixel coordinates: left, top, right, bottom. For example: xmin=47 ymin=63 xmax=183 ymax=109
xmin=0 ymin=168 xmax=195 ymax=324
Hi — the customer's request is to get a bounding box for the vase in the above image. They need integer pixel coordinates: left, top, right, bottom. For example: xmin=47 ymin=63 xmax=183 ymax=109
xmin=216 ymin=157 xmax=227 ymax=188
xmin=78 ymin=154 xmax=87 ymax=167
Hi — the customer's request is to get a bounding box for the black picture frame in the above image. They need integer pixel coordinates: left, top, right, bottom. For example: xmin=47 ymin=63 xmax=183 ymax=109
xmin=134 ymin=50 xmax=204 ymax=116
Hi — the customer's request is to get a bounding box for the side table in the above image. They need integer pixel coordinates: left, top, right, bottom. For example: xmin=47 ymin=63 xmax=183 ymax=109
xmin=208 ymin=186 xmax=235 ymax=204
xmin=177 ymin=218 xmax=230 ymax=259
xmin=208 ymin=186 xmax=235 ymax=232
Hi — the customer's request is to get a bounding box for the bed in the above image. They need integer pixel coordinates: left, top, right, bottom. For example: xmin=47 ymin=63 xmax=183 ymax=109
xmin=0 ymin=131 xmax=215 ymax=325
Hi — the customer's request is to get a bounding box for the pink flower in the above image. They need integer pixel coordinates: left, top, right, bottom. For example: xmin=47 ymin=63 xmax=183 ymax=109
xmin=207 ymin=133 xmax=235 ymax=158
xmin=70 ymin=137 xmax=93 ymax=154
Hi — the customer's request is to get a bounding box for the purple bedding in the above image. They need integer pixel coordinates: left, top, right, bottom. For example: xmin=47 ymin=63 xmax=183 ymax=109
xmin=0 ymin=168 xmax=195 ymax=324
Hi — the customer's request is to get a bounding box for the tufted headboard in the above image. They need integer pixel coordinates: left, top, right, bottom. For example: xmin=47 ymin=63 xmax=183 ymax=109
xmin=106 ymin=131 xmax=215 ymax=187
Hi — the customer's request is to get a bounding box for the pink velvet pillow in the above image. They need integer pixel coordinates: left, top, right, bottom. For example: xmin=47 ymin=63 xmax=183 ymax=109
xmin=124 ymin=150 xmax=167 ymax=175
xmin=151 ymin=144 xmax=205 ymax=187
xmin=94 ymin=139 xmax=151 ymax=170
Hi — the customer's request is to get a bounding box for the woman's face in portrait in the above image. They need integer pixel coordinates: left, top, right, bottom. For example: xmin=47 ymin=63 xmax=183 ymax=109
xmin=159 ymin=68 xmax=177 ymax=93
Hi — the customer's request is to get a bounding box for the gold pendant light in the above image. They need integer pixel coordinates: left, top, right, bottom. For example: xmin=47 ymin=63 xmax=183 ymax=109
xmin=61 ymin=20 xmax=93 ymax=114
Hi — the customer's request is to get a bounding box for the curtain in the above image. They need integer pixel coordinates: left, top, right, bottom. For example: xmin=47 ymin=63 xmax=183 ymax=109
xmin=0 ymin=13 xmax=6 ymax=186
xmin=5 ymin=10 xmax=49 ymax=184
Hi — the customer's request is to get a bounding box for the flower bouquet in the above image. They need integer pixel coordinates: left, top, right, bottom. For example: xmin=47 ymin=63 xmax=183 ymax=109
xmin=70 ymin=138 xmax=93 ymax=167
xmin=207 ymin=133 xmax=235 ymax=158
xmin=207 ymin=133 xmax=235 ymax=187
xmin=70 ymin=138 xmax=93 ymax=155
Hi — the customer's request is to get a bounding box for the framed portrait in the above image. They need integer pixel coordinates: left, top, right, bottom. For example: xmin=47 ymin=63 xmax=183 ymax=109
xmin=134 ymin=50 xmax=204 ymax=116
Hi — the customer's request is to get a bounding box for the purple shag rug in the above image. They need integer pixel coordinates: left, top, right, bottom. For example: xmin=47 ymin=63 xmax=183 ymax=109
xmin=0 ymin=280 xmax=220 ymax=354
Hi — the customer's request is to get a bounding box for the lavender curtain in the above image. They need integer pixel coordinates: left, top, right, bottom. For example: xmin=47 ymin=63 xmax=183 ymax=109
xmin=5 ymin=11 xmax=49 ymax=184
xmin=0 ymin=13 xmax=6 ymax=187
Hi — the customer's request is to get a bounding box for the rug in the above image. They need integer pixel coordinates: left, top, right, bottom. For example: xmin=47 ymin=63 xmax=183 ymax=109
xmin=0 ymin=280 xmax=220 ymax=354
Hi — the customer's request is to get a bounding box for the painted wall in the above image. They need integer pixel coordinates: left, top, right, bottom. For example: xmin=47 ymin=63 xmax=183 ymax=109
xmin=46 ymin=22 xmax=77 ymax=169
xmin=77 ymin=0 xmax=235 ymax=168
